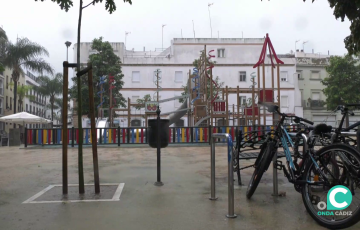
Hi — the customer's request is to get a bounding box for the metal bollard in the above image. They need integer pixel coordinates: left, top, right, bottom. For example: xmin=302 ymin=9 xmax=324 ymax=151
xmin=272 ymin=151 xmax=278 ymax=196
xmin=210 ymin=133 xmax=237 ymax=218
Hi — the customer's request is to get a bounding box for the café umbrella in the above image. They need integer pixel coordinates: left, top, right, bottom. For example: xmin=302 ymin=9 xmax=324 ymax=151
xmin=0 ymin=112 xmax=52 ymax=126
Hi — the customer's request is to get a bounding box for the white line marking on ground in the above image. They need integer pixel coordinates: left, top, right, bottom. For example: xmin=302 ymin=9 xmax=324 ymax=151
xmin=22 ymin=185 xmax=55 ymax=204
xmin=23 ymin=183 xmax=125 ymax=204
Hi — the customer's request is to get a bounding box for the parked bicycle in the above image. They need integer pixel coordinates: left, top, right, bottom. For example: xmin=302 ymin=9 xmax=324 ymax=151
xmin=246 ymin=102 xmax=360 ymax=229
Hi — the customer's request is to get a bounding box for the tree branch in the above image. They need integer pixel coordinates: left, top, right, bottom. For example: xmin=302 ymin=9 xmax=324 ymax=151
xmin=82 ymin=0 xmax=95 ymax=9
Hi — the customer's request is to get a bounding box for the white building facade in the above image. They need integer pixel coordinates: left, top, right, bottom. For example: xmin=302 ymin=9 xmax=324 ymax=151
xmin=74 ymin=38 xmax=303 ymax=127
xmin=24 ymin=71 xmax=52 ymax=128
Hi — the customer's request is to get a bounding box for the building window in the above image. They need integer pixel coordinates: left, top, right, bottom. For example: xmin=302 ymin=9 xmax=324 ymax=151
xmin=6 ymin=96 xmax=8 ymax=109
xmin=131 ymin=96 xmax=140 ymax=103
xmin=296 ymin=71 xmax=303 ymax=79
xmin=217 ymin=49 xmax=225 ymax=58
xmin=26 ymin=104 xmax=28 ymax=112
xmin=311 ymin=92 xmax=321 ymax=107
xmin=132 ymin=71 xmax=140 ymax=82
xmin=6 ymin=76 xmax=8 ymax=89
xmin=0 ymin=98 xmax=2 ymax=114
xmin=239 ymin=71 xmax=246 ymax=82
xmin=0 ymin=78 xmax=3 ymax=95
xmin=280 ymin=71 xmax=288 ymax=82
xmin=239 ymin=96 xmax=246 ymax=106
xmin=281 ymin=95 xmax=288 ymax=107
xmin=10 ymin=97 xmax=12 ymax=110
xmin=30 ymin=105 xmax=32 ymax=114
xmin=175 ymin=71 xmax=183 ymax=83
xmin=311 ymin=71 xmax=320 ymax=80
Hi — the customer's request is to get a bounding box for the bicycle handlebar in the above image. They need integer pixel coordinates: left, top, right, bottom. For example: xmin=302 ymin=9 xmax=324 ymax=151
xmin=259 ymin=101 xmax=314 ymax=125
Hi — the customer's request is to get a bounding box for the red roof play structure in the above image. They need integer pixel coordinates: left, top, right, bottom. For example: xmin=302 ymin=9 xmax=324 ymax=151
xmin=253 ymin=33 xmax=284 ymax=69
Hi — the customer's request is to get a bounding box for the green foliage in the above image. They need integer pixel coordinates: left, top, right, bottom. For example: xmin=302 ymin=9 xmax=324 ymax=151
xmin=322 ymin=54 xmax=360 ymax=110
xmin=135 ymin=94 xmax=153 ymax=110
xmin=34 ymin=73 xmax=63 ymax=120
xmin=179 ymin=54 xmax=224 ymax=103
xmin=69 ymin=37 xmax=126 ymax=116
xmin=0 ymin=28 xmax=6 ymax=73
xmin=35 ymin=0 xmax=132 ymax=13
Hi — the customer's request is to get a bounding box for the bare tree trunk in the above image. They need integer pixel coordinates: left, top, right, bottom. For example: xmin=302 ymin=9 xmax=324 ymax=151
xmin=77 ymin=0 xmax=85 ymax=194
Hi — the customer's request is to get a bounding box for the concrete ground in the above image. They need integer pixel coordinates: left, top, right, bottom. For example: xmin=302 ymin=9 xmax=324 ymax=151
xmin=0 ymin=146 xmax=359 ymax=230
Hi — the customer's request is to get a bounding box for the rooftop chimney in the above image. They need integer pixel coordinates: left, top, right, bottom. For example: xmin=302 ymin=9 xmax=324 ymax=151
xmin=312 ymin=49 xmax=314 ymax=54
xmin=296 ymin=49 xmax=299 ymax=52
xmin=328 ymin=50 xmax=329 ymax=55
xmin=143 ymin=47 xmax=145 ymax=51
xmin=301 ymin=49 xmax=304 ymax=52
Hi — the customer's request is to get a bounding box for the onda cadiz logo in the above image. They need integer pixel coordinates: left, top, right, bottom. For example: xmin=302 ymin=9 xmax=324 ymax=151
xmin=317 ymin=185 xmax=353 ymax=216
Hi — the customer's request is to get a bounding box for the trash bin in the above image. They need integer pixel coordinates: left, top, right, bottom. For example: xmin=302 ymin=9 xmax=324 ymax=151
xmin=148 ymin=119 xmax=169 ymax=148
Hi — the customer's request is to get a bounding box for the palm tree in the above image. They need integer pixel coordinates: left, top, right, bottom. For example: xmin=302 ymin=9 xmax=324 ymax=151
xmin=45 ymin=97 xmax=68 ymax=125
xmin=34 ymin=73 xmax=63 ymax=122
xmin=9 ymin=84 xmax=34 ymax=112
xmin=2 ymin=37 xmax=53 ymax=120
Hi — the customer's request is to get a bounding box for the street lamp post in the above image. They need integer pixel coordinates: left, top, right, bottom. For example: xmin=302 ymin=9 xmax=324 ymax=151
xmin=162 ymin=24 xmax=166 ymax=50
xmin=65 ymin=41 xmax=72 ymax=62
xmin=295 ymin=40 xmax=300 ymax=54
xmin=208 ymin=3 xmax=214 ymax=38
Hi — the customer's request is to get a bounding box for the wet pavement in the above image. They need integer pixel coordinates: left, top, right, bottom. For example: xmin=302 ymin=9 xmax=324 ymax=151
xmin=0 ymin=146 xmax=358 ymax=230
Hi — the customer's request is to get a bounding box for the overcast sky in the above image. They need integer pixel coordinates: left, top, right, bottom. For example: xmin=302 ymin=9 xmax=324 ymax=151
xmin=0 ymin=0 xmax=351 ymax=77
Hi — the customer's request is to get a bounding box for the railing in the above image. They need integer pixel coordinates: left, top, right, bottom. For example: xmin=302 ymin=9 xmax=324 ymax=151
xmin=24 ymin=125 xmax=300 ymax=147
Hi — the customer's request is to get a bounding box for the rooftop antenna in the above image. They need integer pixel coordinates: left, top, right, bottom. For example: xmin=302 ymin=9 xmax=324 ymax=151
xmin=162 ymin=24 xmax=166 ymax=50
xmin=208 ymin=3 xmax=214 ymax=38
xmin=192 ymin=20 xmax=195 ymax=38
xmin=125 ymin=31 xmax=131 ymax=50
xmin=302 ymin=40 xmax=308 ymax=52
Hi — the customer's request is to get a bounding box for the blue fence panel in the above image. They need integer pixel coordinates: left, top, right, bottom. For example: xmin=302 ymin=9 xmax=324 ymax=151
xmin=177 ymin=128 xmax=180 ymax=143
xmin=195 ymin=128 xmax=198 ymax=142
xmin=85 ymin=129 xmax=89 ymax=144
xmin=131 ymin=129 xmax=135 ymax=143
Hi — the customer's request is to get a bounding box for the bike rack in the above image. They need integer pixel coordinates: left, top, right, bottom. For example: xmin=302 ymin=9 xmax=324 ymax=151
xmin=272 ymin=133 xmax=308 ymax=196
xmin=210 ymin=133 xmax=237 ymax=218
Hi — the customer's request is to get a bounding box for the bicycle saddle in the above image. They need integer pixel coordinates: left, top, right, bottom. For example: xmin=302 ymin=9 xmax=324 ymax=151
xmin=313 ymin=123 xmax=332 ymax=135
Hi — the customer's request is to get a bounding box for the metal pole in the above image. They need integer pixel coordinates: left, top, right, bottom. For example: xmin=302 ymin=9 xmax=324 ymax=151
xmin=154 ymin=106 xmax=163 ymax=186
xmin=208 ymin=3 xmax=213 ymax=38
xmin=226 ymin=134 xmax=236 ymax=218
xmin=210 ymin=133 xmax=236 ymax=218
xmin=357 ymin=130 xmax=360 ymax=153
xmin=272 ymin=151 xmax=278 ymax=196
xmin=209 ymin=136 xmax=217 ymax=200
xmin=62 ymin=61 xmax=69 ymax=195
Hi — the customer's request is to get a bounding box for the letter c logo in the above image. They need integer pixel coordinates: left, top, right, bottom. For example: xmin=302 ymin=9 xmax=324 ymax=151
xmin=329 ymin=187 xmax=348 ymax=209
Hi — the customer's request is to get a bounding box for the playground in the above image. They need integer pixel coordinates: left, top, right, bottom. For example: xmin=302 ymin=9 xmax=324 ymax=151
xmin=0 ymin=146 xmax=349 ymax=230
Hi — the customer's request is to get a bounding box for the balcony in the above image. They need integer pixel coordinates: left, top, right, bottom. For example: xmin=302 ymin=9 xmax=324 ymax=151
xmin=303 ymin=100 xmax=326 ymax=110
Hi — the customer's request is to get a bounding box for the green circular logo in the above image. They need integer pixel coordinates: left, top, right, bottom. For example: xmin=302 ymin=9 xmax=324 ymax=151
xmin=327 ymin=185 xmax=352 ymax=210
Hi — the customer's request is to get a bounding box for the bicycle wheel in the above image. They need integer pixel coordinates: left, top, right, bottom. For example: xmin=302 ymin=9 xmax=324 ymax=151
xmin=301 ymin=144 xmax=360 ymax=229
xmin=246 ymin=141 xmax=274 ymax=199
